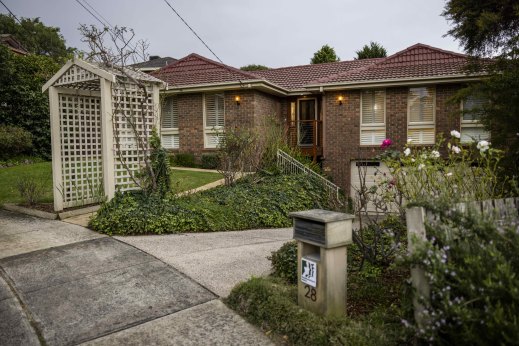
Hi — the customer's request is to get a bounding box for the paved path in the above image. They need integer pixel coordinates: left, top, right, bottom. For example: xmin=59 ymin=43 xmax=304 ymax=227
xmin=0 ymin=210 xmax=275 ymax=345
xmin=116 ymin=228 xmax=293 ymax=297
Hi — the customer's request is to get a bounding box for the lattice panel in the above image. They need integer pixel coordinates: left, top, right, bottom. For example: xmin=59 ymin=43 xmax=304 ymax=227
xmin=112 ymin=80 xmax=157 ymax=191
xmin=55 ymin=65 xmax=100 ymax=89
xmin=58 ymin=94 xmax=104 ymax=208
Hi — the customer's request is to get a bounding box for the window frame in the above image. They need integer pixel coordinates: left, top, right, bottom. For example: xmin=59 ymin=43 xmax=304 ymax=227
xmin=203 ymin=92 xmax=225 ymax=149
xmin=460 ymin=97 xmax=490 ymax=144
xmin=407 ymin=86 xmax=436 ymax=144
xmin=360 ymin=89 xmax=386 ymax=146
xmin=161 ymin=95 xmax=179 ymax=149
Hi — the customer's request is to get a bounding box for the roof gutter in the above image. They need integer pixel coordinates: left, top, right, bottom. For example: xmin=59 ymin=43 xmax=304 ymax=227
xmin=160 ymin=79 xmax=289 ymax=96
xmin=304 ymin=74 xmax=488 ymax=91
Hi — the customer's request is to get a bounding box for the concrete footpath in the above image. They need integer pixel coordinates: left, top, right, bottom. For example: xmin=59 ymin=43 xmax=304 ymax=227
xmin=0 ymin=209 xmax=283 ymax=345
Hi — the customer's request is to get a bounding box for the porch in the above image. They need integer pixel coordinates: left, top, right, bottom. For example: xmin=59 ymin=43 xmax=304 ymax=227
xmin=285 ymin=96 xmax=323 ymax=162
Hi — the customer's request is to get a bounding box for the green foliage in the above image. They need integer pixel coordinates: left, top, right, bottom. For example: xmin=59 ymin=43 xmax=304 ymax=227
xmin=170 ymin=153 xmax=196 ymax=167
xmin=310 ymin=44 xmax=340 ymax=64
xmin=443 ymin=0 xmax=519 ymax=172
xmin=0 ymin=45 xmax=60 ymax=159
xmin=148 ymin=129 xmax=171 ymax=195
xmin=0 ymin=14 xmax=74 ymax=61
xmin=355 ymin=41 xmax=387 ymax=59
xmin=0 ymin=155 xmax=44 ymax=168
xmin=268 ymin=241 xmax=297 ymax=284
xmin=0 ymin=125 xmax=33 ymax=160
xmin=240 ymin=64 xmax=269 ymax=71
xmin=201 ymin=153 xmax=219 ymax=169
xmin=16 ymin=176 xmax=45 ymax=206
xmin=403 ymin=202 xmax=519 ymax=344
xmin=90 ymin=173 xmax=334 ymax=235
xmin=225 ymin=277 xmax=407 ymax=345
xmin=351 ymin=215 xmax=407 ymax=270
xmin=443 ymin=0 xmax=519 ymax=57
xmin=218 ymin=127 xmax=255 ymax=185
xmin=380 ymin=134 xmax=507 ymax=205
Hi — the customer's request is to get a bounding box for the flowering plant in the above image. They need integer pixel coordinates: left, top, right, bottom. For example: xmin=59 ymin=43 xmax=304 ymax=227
xmin=401 ymin=202 xmax=519 ymax=344
xmin=378 ymin=132 xmax=505 ymax=204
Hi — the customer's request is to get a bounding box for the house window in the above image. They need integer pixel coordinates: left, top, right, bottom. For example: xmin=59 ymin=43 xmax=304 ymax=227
xmin=161 ymin=96 xmax=179 ymax=149
xmin=360 ymin=89 xmax=386 ymax=145
xmin=408 ymin=86 xmax=435 ymax=144
xmin=460 ymin=96 xmax=490 ymax=143
xmin=204 ymin=93 xmax=224 ymax=148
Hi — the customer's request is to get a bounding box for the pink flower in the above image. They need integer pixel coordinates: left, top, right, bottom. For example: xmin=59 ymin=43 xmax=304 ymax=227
xmin=381 ymin=138 xmax=392 ymax=148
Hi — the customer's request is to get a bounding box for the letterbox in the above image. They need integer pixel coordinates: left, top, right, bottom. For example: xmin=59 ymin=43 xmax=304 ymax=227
xmin=290 ymin=209 xmax=354 ymax=317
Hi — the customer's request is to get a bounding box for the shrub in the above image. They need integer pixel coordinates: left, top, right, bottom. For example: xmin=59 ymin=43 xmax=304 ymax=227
xmin=218 ymin=127 xmax=255 ymax=185
xmin=378 ymin=133 xmax=507 ymax=205
xmin=171 ymin=153 xmax=196 ymax=167
xmin=201 ymin=153 xmax=219 ymax=169
xmin=0 ymin=125 xmax=33 ymax=160
xmin=225 ymin=277 xmax=406 ymax=345
xmin=268 ymin=241 xmax=297 ymax=284
xmin=16 ymin=176 xmax=45 ymax=205
xmin=90 ymin=173 xmax=335 ymax=235
xmin=403 ymin=202 xmax=519 ymax=344
xmin=148 ymin=129 xmax=171 ymax=195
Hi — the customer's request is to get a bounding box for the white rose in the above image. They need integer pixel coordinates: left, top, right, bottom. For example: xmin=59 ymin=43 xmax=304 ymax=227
xmin=477 ymin=140 xmax=490 ymax=152
xmin=404 ymin=148 xmax=411 ymax=156
xmin=431 ymin=150 xmax=440 ymax=158
xmin=450 ymin=130 xmax=461 ymax=139
xmin=451 ymin=146 xmax=461 ymax=154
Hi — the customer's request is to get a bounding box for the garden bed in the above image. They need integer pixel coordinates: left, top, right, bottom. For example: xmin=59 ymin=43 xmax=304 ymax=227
xmin=90 ymin=174 xmax=337 ymax=235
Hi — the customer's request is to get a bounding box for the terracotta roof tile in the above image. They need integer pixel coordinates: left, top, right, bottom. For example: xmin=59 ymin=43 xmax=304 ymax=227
xmin=152 ymin=44 xmax=475 ymax=91
xmin=151 ymin=53 xmax=260 ymax=86
xmin=310 ymin=43 xmax=470 ymax=85
xmin=252 ymin=58 xmax=383 ymax=89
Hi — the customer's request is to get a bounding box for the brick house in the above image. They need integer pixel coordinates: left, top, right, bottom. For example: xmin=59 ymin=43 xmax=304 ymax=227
xmin=151 ymin=43 xmax=489 ymax=194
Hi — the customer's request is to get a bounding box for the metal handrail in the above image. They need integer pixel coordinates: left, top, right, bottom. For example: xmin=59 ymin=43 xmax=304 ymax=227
xmin=277 ymin=149 xmax=341 ymax=201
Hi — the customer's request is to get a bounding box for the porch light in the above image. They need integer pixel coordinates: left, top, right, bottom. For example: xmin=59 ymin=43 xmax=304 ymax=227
xmin=235 ymin=95 xmax=241 ymax=106
xmin=337 ymin=95 xmax=344 ymax=105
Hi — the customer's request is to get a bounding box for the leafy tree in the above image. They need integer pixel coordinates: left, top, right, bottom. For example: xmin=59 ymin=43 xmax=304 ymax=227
xmin=240 ymin=64 xmax=269 ymax=71
xmin=443 ymin=0 xmax=519 ymax=172
xmin=310 ymin=44 xmax=340 ymax=64
xmin=0 ymin=14 xmax=74 ymax=61
xmin=0 ymin=45 xmax=60 ymax=158
xmin=355 ymin=41 xmax=387 ymax=59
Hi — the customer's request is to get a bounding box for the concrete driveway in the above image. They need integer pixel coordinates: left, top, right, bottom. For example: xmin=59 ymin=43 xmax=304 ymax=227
xmin=0 ymin=210 xmax=277 ymax=345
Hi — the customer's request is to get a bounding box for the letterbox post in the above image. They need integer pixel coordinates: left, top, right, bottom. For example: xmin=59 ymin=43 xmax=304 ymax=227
xmin=289 ymin=209 xmax=354 ymax=317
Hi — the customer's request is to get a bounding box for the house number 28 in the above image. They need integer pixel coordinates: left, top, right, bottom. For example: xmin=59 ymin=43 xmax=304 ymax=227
xmin=304 ymin=285 xmax=317 ymax=301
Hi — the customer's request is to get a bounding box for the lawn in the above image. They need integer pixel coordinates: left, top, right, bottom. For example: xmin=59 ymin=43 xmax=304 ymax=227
xmin=0 ymin=163 xmax=223 ymax=205
xmin=170 ymin=169 xmax=222 ymax=192
xmin=0 ymin=162 xmax=53 ymax=205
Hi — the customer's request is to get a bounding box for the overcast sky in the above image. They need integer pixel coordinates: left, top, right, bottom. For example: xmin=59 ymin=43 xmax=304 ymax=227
xmin=3 ymin=0 xmax=461 ymax=68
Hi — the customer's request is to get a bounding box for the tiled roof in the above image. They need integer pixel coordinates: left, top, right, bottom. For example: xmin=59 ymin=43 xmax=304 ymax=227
xmin=130 ymin=56 xmax=177 ymax=69
xmin=152 ymin=44 xmax=474 ymax=91
xmin=151 ymin=53 xmax=260 ymax=86
xmin=252 ymin=58 xmax=383 ymax=89
xmin=309 ymin=43 xmax=470 ymax=85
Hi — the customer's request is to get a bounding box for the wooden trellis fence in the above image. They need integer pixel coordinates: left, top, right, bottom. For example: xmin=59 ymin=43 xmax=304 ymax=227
xmin=42 ymin=58 xmax=165 ymax=211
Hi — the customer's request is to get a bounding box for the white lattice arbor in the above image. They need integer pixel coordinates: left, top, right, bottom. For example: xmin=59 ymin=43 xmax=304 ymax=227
xmin=43 ymin=58 xmax=165 ymax=212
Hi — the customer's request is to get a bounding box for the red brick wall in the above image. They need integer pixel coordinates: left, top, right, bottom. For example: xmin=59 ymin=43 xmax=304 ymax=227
xmin=323 ymin=84 xmax=464 ymax=191
xmin=176 ymin=93 xmax=204 ymax=158
xmin=165 ymin=90 xmax=283 ymax=161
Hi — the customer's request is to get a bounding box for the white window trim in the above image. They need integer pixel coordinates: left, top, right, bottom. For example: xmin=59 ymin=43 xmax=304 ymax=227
xmin=203 ymin=93 xmax=224 ymax=149
xmin=161 ymin=96 xmax=180 ymax=149
xmin=407 ymin=86 xmax=436 ymax=144
xmin=460 ymin=99 xmax=489 ymax=144
xmin=360 ymin=89 xmax=386 ymax=146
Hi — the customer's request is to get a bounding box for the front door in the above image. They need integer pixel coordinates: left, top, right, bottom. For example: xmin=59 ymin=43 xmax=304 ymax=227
xmin=298 ymin=98 xmax=317 ymax=146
